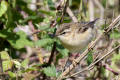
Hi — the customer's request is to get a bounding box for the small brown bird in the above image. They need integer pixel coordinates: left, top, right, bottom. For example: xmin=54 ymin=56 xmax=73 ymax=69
xmin=56 ymin=18 xmax=99 ymax=53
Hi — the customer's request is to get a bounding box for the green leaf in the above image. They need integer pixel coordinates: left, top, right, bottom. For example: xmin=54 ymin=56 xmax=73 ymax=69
xmin=39 ymin=9 xmax=55 ymax=16
xmin=0 ymin=29 xmax=14 ymax=38
xmin=0 ymin=1 xmax=8 ymax=17
xmin=35 ymin=38 xmax=54 ymax=47
xmin=12 ymin=60 xmax=21 ymax=69
xmin=0 ymin=30 xmax=33 ymax=49
xmin=112 ymin=53 xmax=120 ymax=62
xmin=87 ymin=51 xmax=93 ymax=65
xmin=8 ymin=71 xmax=16 ymax=78
xmin=0 ymin=51 xmax=13 ymax=72
xmin=11 ymin=0 xmax=16 ymax=8
xmin=56 ymin=47 xmax=69 ymax=58
xmin=47 ymin=0 xmax=55 ymax=10
xmin=43 ymin=65 xmax=56 ymax=77
xmin=4 ymin=4 xmax=22 ymax=29
xmin=11 ymin=31 xmax=33 ymax=49
xmin=35 ymin=24 xmax=49 ymax=31
xmin=19 ymin=15 xmax=44 ymax=24
xmin=6 ymin=5 xmax=16 ymax=29
xmin=56 ymin=41 xmax=69 ymax=63
xmin=23 ymin=67 xmax=38 ymax=72
xmin=21 ymin=59 xmax=29 ymax=69
xmin=111 ymin=53 xmax=120 ymax=72
xmin=56 ymin=41 xmax=69 ymax=58
xmin=110 ymin=29 xmax=120 ymax=39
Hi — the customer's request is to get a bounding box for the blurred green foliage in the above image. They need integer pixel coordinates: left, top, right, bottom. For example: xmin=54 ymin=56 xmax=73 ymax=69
xmin=0 ymin=0 xmax=119 ymax=79
xmin=43 ymin=65 xmax=57 ymax=77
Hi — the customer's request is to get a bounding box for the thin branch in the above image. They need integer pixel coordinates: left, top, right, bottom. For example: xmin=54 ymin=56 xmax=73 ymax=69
xmin=89 ymin=0 xmax=94 ymax=21
xmin=47 ymin=0 xmax=69 ymax=66
xmin=28 ymin=21 xmax=38 ymax=41
xmin=48 ymin=42 xmax=56 ymax=65
xmin=93 ymin=0 xmax=104 ymax=20
xmin=66 ymin=7 xmax=78 ymax=22
xmin=68 ymin=41 xmax=119 ymax=78
xmin=103 ymin=64 xmax=119 ymax=75
xmin=57 ymin=15 xmax=120 ymax=80
xmin=60 ymin=0 xmax=69 ymax=23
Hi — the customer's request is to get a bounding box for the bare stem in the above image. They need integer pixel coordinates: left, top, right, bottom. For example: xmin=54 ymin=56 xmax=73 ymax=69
xmin=57 ymin=15 xmax=120 ymax=80
xmin=68 ymin=44 xmax=120 ymax=78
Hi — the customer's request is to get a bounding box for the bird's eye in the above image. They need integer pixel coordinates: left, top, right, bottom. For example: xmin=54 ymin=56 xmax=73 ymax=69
xmin=83 ymin=27 xmax=88 ymax=31
xmin=81 ymin=27 xmax=88 ymax=32
xmin=60 ymin=32 xmax=66 ymax=35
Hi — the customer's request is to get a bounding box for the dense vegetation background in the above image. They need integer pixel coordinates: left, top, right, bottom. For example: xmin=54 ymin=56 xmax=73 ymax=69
xmin=0 ymin=0 xmax=120 ymax=80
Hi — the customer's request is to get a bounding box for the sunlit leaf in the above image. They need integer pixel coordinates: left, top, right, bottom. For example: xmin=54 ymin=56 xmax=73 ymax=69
xmin=35 ymin=24 xmax=49 ymax=30
xmin=56 ymin=47 xmax=69 ymax=58
xmin=56 ymin=41 xmax=69 ymax=58
xmin=27 ymin=67 xmax=37 ymax=72
xmin=35 ymin=38 xmax=54 ymax=47
xmin=10 ymin=31 xmax=33 ymax=49
xmin=0 ymin=1 xmax=8 ymax=17
xmin=21 ymin=58 xmax=29 ymax=69
xmin=12 ymin=60 xmax=21 ymax=69
xmin=19 ymin=15 xmax=44 ymax=24
xmin=43 ymin=65 xmax=56 ymax=77
xmin=8 ymin=71 xmax=16 ymax=78
xmin=111 ymin=53 xmax=120 ymax=73
xmin=11 ymin=0 xmax=16 ymax=8
xmin=0 ymin=51 xmax=13 ymax=72
xmin=110 ymin=29 xmax=120 ymax=39
xmin=0 ymin=30 xmax=33 ymax=49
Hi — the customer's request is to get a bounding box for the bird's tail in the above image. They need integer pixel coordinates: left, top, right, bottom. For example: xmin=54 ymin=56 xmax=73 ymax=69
xmin=91 ymin=18 xmax=99 ymax=23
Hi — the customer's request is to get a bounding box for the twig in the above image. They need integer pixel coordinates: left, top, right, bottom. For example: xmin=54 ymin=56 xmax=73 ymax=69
xmin=89 ymin=0 xmax=94 ymax=21
xmin=93 ymin=0 xmax=104 ymax=20
xmin=66 ymin=7 xmax=78 ymax=22
xmin=31 ymin=30 xmax=41 ymax=35
xmin=48 ymin=42 xmax=56 ymax=65
xmin=103 ymin=64 xmax=119 ymax=75
xmin=105 ymin=15 xmax=120 ymax=32
xmin=57 ymin=15 xmax=120 ymax=80
xmin=28 ymin=20 xmax=38 ymax=41
xmin=65 ymin=44 xmax=120 ymax=78
xmin=60 ymin=0 xmax=69 ymax=23
xmin=47 ymin=0 xmax=69 ymax=65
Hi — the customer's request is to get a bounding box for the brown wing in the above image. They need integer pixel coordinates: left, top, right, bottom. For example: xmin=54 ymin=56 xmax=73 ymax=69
xmin=78 ymin=18 xmax=99 ymax=33
xmin=77 ymin=22 xmax=89 ymax=33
